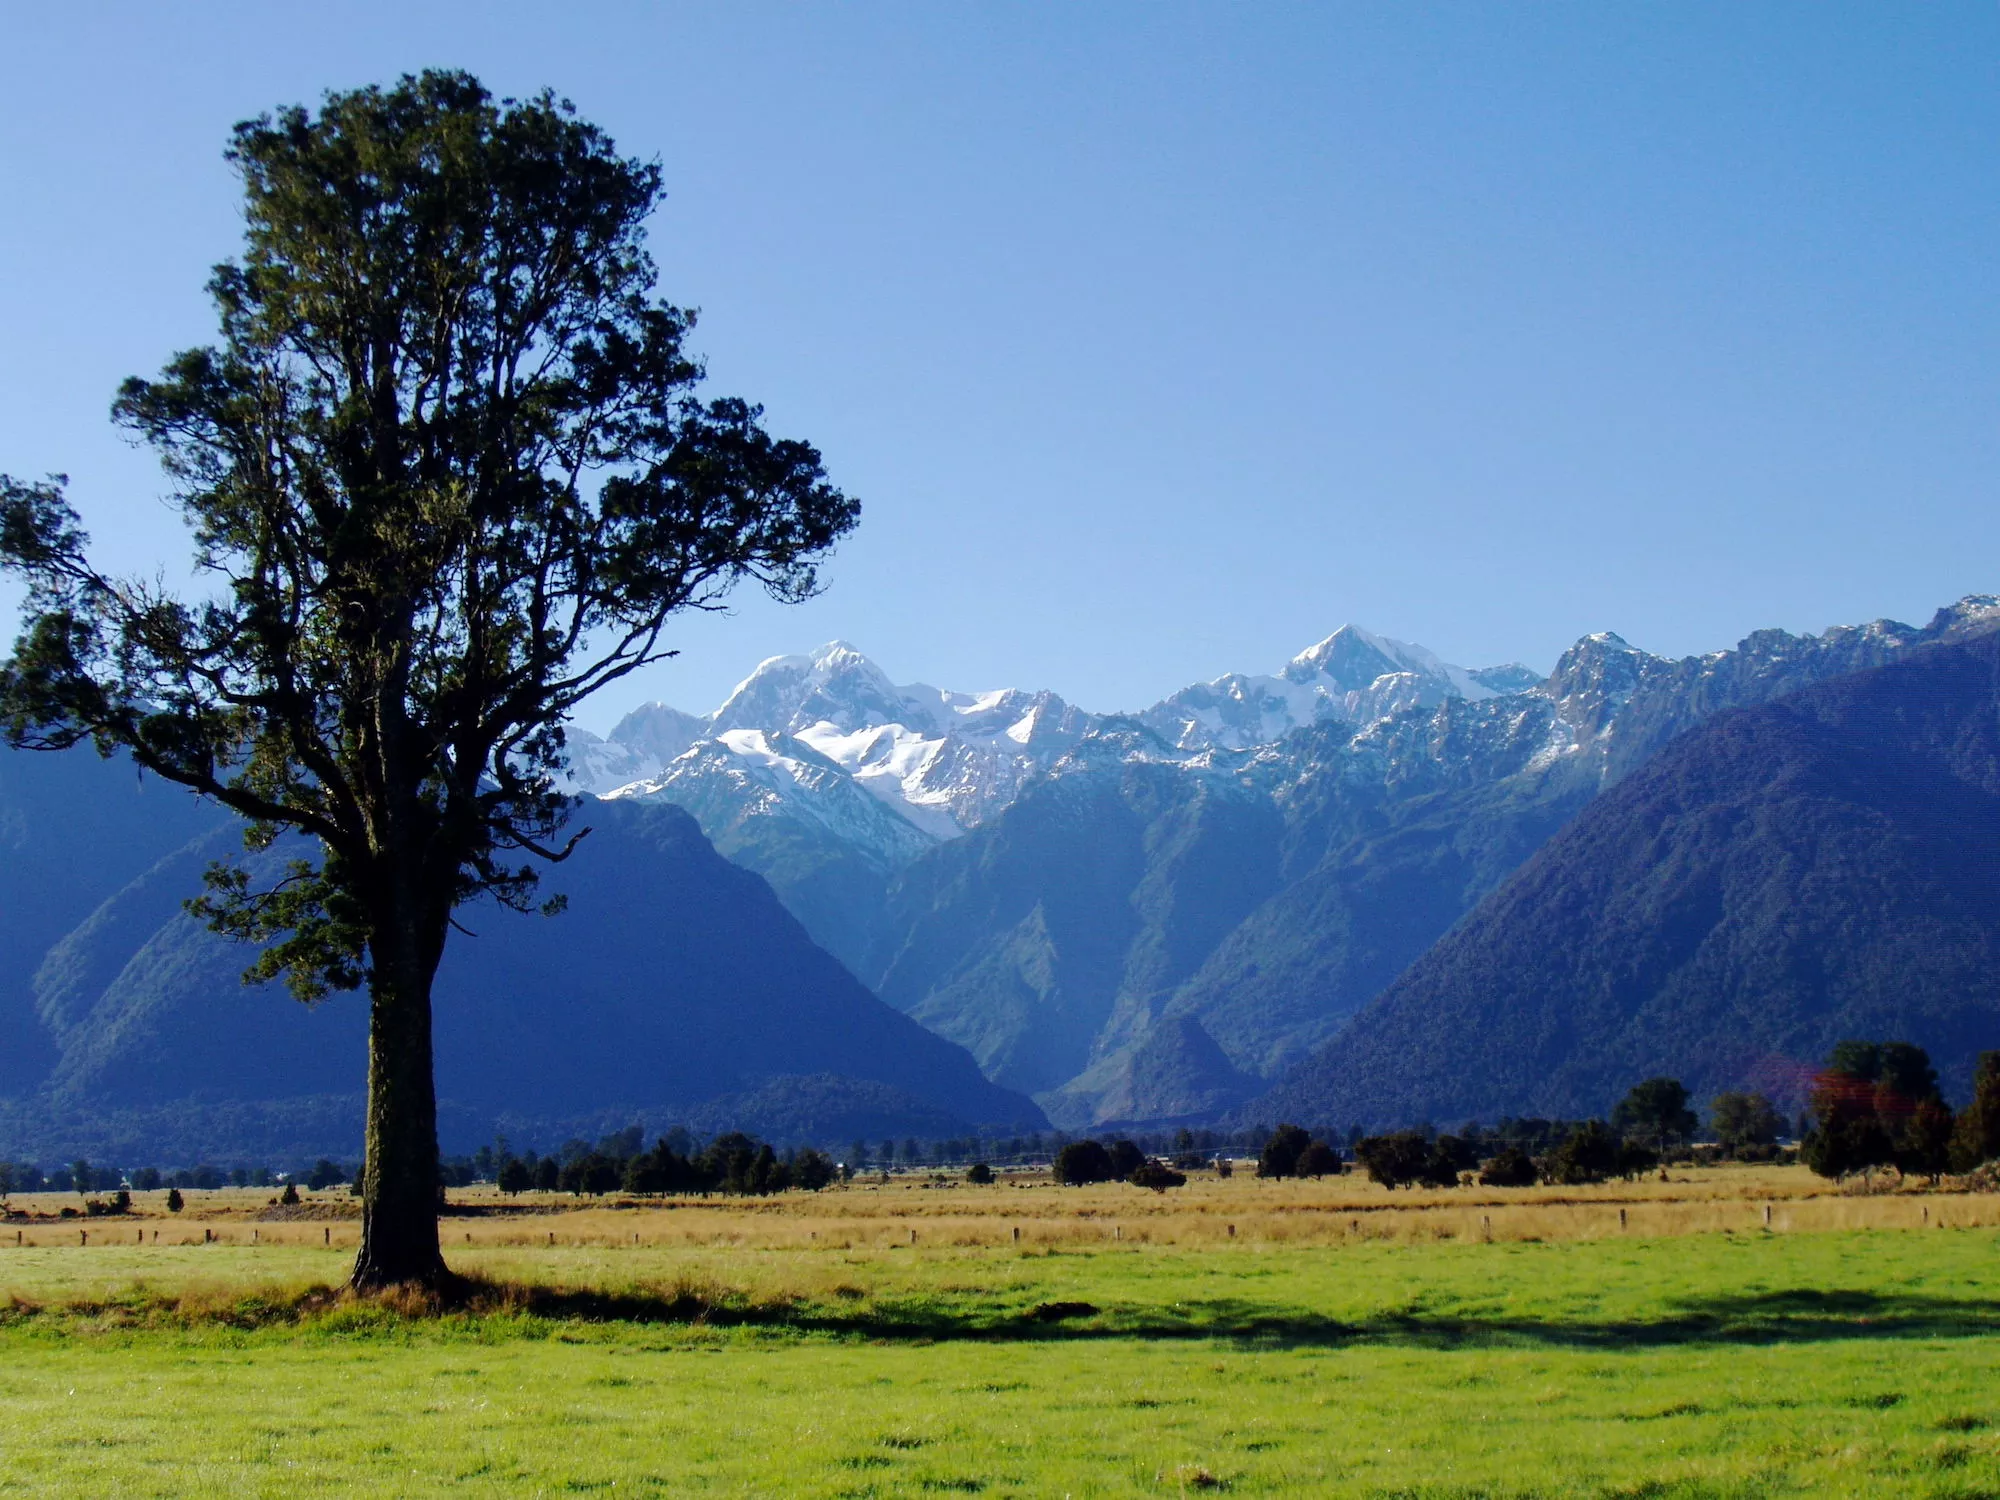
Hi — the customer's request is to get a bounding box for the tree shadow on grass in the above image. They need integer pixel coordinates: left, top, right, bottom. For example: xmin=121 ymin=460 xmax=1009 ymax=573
xmin=738 ymin=1287 xmax=2000 ymax=1352
xmin=17 ymin=1278 xmax=2000 ymax=1353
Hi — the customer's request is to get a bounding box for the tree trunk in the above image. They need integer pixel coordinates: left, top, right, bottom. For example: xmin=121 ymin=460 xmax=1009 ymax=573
xmin=350 ymin=922 xmax=447 ymax=1291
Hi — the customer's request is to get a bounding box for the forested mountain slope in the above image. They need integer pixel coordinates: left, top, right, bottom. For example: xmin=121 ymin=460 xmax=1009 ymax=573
xmin=0 ymin=748 xmax=224 ymax=1095
xmin=867 ymin=598 xmax=2000 ymax=1125
xmin=0 ymin=767 xmax=1041 ymax=1160
xmin=1253 ymin=633 xmax=2000 ymax=1128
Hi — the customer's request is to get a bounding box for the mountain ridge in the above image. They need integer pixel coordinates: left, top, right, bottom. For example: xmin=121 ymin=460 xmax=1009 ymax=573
xmin=1248 ymin=630 xmax=2000 ymax=1127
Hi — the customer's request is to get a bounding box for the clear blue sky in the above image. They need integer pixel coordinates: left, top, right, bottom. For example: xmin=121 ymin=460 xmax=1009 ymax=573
xmin=3 ymin=3 xmax=1995 ymax=729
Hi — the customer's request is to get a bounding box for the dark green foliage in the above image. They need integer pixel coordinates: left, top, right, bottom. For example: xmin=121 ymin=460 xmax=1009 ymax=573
xmin=559 ymin=1154 xmax=622 ymax=1197
xmin=1827 ymin=1041 xmax=1941 ymax=1104
xmin=1950 ymin=1052 xmax=2000 ymax=1172
xmin=1611 ymin=1079 xmax=1697 ymax=1155
xmin=1710 ymin=1092 xmax=1784 ymax=1158
xmin=1617 ymin=1141 xmax=1660 ymax=1179
xmin=1804 ymin=1040 xmax=1948 ymax=1181
xmin=497 ymin=1158 xmax=532 ymax=1195
xmin=1106 ymin=1139 xmax=1145 ymax=1179
xmin=130 ymin=1167 xmax=162 ymax=1192
xmin=1053 ymin=1140 xmax=1116 ymax=1186
xmin=279 ymin=1181 xmax=301 ymax=1206
xmin=1897 ymin=1099 xmax=1956 ymax=1182
xmin=789 ymin=1149 xmax=837 ymax=1192
xmin=965 ymin=1162 xmax=995 ymax=1185
xmin=1128 ymin=1160 xmax=1187 ymax=1192
xmin=0 ymin=71 xmax=856 ymax=1288
xmin=306 ymin=1158 xmax=346 ymax=1190
xmin=1295 ymin=1141 xmax=1342 ymax=1178
xmin=1354 ymin=1131 xmax=1467 ymax=1190
xmin=1542 ymin=1121 xmax=1622 ymax=1186
xmin=532 ymin=1158 xmax=560 ymax=1193
xmin=1478 ymin=1145 xmax=1538 ymax=1187
xmin=1255 ymin=636 xmax=2000 ymax=1129
xmin=1257 ymin=1123 xmax=1311 ymax=1180
xmin=165 ymin=1187 xmax=184 ymax=1212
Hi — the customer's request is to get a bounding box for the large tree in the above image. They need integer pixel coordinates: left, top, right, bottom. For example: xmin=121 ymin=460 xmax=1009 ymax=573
xmin=1610 ymin=1077 xmax=1698 ymax=1157
xmin=0 ymin=72 xmax=857 ymax=1288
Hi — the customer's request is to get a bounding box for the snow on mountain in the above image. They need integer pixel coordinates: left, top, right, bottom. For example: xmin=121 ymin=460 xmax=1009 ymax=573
xmin=611 ymin=729 xmax=941 ymax=872
xmin=565 ymin=628 xmax=1536 ymax=869
xmin=569 ymin=643 xmax=1101 ymax=845
xmin=1136 ymin=624 xmax=1530 ymax=752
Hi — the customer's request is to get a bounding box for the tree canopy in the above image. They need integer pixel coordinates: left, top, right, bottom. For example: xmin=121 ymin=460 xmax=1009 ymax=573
xmin=1611 ymin=1078 xmax=1697 ymax=1155
xmin=0 ymin=72 xmax=856 ymax=1287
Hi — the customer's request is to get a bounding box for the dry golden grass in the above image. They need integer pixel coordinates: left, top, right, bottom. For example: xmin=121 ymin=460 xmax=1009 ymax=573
xmin=6 ymin=1159 xmax=1997 ymax=1255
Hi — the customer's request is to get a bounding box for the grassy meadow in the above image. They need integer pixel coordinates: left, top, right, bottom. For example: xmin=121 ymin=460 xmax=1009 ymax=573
xmin=3 ymin=1165 xmax=1999 ymax=1496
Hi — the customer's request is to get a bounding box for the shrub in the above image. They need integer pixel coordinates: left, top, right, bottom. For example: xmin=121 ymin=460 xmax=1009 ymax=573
xmin=1257 ymin=1123 xmax=1311 ymax=1179
xmin=1053 ymin=1140 xmax=1116 ymax=1186
xmin=279 ymin=1181 xmax=301 ymax=1206
xmin=1478 ymin=1145 xmax=1537 ymax=1187
xmin=1710 ymin=1091 xmax=1784 ymax=1158
xmin=1542 ymin=1121 xmax=1622 ymax=1185
xmin=1355 ymin=1132 xmax=1431 ymax=1189
xmin=1617 ymin=1141 xmax=1660 ymax=1180
xmin=1107 ymin=1140 xmax=1145 ymax=1179
xmin=165 ymin=1187 xmax=184 ymax=1213
xmin=966 ymin=1162 xmax=995 ymax=1185
xmin=1128 ymin=1161 xmax=1187 ymax=1193
xmin=1214 ymin=1158 xmax=1233 ymax=1179
xmin=791 ymin=1148 xmax=838 ymax=1192
xmin=1296 ymin=1141 xmax=1343 ymax=1179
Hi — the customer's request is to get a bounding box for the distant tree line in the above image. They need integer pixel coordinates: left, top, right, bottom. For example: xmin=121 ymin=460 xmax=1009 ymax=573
xmin=1249 ymin=1046 xmax=2000 ymax=1191
xmin=7 ymin=1047 xmax=1992 ymax=1204
xmin=0 ymin=1157 xmax=353 ymax=1203
xmin=492 ymin=1128 xmax=840 ymax=1198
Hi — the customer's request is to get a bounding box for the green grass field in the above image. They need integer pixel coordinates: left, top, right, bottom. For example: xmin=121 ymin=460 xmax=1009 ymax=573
xmin=3 ymin=1224 xmax=1999 ymax=1496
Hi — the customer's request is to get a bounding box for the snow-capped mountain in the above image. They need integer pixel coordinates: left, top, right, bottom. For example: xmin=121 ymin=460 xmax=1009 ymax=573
xmin=569 ymin=629 xmax=1529 ymax=845
xmin=854 ymin=594 xmax=2000 ymax=1123
xmin=1136 ymin=625 xmax=1535 ymax=752
xmin=556 ymin=628 xmax=1528 ymax=970
xmin=569 ymin=642 xmax=1101 ymax=851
